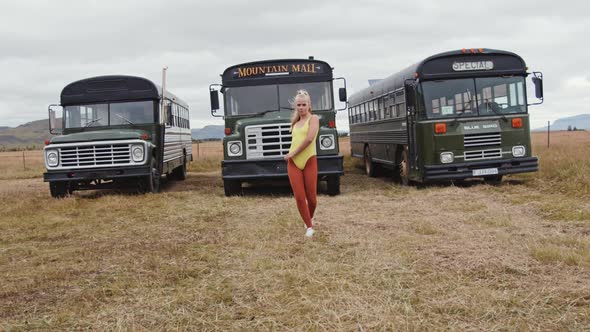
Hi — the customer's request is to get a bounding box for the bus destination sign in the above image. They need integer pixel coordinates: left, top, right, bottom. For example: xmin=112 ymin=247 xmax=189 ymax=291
xmin=232 ymin=62 xmax=325 ymax=79
xmin=452 ymin=61 xmax=494 ymax=72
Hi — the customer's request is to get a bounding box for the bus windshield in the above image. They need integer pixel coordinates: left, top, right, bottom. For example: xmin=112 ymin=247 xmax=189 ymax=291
xmin=224 ymin=82 xmax=333 ymax=116
xmin=421 ymin=76 xmax=526 ymax=119
xmin=64 ymin=101 xmax=155 ymax=128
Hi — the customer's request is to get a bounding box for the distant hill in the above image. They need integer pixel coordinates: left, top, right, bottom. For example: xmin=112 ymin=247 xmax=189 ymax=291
xmin=191 ymin=125 xmax=224 ymax=140
xmin=534 ymin=114 xmax=590 ymax=131
xmin=0 ymin=119 xmax=50 ymax=149
xmin=0 ymin=119 xmax=224 ymax=149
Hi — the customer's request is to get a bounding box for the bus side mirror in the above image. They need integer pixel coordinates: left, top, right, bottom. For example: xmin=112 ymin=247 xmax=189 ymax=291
xmin=48 ymin=104 xmax=63 ymax=135
xmin=210 ymin=90 xmax=220 ymax=110
xmin=532 ymin=77 xmax=543 ymax=99
xmin=528 ymin=72 xmax=544 ymax=106
xmin=338 ymin=87 xmax=347 ymax=102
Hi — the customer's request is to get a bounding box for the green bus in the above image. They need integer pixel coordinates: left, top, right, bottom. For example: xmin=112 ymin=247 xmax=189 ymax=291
xmin=209 ymin=58 xmax=347 ymax=196
xmin=349 ymin=48 xmax=543 ymax=184
xmin=44 ymin=75 xmax=192 ymax=197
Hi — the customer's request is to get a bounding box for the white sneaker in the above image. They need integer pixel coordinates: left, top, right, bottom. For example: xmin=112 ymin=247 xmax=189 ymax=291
xmin=305 ymin=227 xmax=315 ymax=237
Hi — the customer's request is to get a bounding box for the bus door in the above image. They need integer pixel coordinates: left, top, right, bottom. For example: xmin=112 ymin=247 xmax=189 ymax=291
xmin=404 ymin=81 xmax=418 ymax=172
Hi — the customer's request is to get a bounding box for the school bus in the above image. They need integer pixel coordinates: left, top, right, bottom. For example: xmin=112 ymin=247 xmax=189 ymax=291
xmin=348 ymin=48 xmax=543 ymax=184
xmin=44 ymin=75 xmax=191 ymax=197
xmin=210 ymin=58 xmax=347 ymax=196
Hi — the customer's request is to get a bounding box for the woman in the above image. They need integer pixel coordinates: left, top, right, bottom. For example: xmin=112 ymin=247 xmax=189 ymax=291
xmin=284 ymin=90 xmax=320 ymax=237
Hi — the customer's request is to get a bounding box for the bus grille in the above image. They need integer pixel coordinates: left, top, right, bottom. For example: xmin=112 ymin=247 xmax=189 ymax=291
xmin=245 ymin=123 xmax=292 ymax=159
xmin=464 ymin=132 xmax=501 ymax=148
xmin=60 ymin=143 xmax=131 ymax=167
xmin=464 ymin=148 xmax=502 ymax=161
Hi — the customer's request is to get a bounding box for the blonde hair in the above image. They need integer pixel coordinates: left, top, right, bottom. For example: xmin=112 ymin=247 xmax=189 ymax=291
xmin=290 ymin=89 xmax=312 ymax=131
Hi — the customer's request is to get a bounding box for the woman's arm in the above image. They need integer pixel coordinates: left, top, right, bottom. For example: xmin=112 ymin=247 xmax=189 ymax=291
xmin=284 ymin=115 xmax=320 ymax=160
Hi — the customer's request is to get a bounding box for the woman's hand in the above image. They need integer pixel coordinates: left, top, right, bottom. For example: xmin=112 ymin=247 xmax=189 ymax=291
xmin=284 ymin=152 xmax=294 ymax=160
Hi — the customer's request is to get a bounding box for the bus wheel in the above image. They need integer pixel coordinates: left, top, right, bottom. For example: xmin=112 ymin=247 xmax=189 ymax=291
xmin=484 ymin=175 xmax=503 ymax=185
xmin=143 ymin=159 xmax=161 ymax=193
xmin=224 ymin=179 xmax=242 ymax=196
xmin=49 ymin=181 xmax=70 ymax=198
xmin=364 ymin=146 xmax=376 ymax=177
xmin=399 ymin=148 xmax=409 ymax=186
xmin=172 ymin=155 xmax=187 ymax=181
xmin=326 ymin=175 xmax=341 ymax=196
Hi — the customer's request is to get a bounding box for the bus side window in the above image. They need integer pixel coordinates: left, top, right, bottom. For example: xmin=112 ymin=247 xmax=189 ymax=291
xmin=361 ymin=103 xmax=366 ymax=122
xmin=358 ymin=104 xmax=362 ymax=123
xmin=172 ymin=104 xmax=177 ymax=127
xmin=375 ymin=99 xmax=379 ymax=120
xmin=165 ymin=102 xmax=172 ymax=126
xmin=463 ymin=92 xmax=473 ymax=113
xmin=493 ymin=84 xmax=508 ymax=106
xmin=389 ymin=93 xmax=398 ymax=118
xmin=455 ymin=94 xmax=463 ymax=114
xmin=432 ymin=99 xmax=440 ymax=114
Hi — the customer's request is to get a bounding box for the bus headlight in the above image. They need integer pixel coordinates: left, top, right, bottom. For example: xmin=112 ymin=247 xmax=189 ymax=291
xmin=512 ymin=145 xmax=525 ymax=157
xmin=46 ymin=149 xmax=59 ymax=167
xmin=319 ymin=134 xmax=335 ymax=150
xmin=228 ymin=141 xmax=242 ymax=156
xmin=440 ymin=152 xmax=454 ymax=164
xmin=131 ymin=144 xmax=145 ymax=162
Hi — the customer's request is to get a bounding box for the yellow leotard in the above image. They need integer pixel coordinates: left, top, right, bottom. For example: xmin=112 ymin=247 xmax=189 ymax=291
xmin=289 ymin=116 xmax=318 ymax=170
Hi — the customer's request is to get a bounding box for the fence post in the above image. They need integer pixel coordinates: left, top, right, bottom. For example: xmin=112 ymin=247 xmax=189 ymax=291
xmin=547 ymin=121 xmax=550 ymax=148
xmin=197 ymin=142 xmax=200 ymax=159
xmin=23 ymin=151 xmax=26 ymax=170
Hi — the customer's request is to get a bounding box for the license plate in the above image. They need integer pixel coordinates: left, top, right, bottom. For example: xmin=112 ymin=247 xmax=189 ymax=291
xmin=473 ymin=168 xmax=498 ymax=176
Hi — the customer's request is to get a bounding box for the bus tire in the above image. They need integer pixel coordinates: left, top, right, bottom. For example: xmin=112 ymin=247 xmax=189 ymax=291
xmin=224 ymin=179 xmax=242 ymax=196
xmin=143 ymin=159 xmax=160 ymax=193
xmin=484 ymin=174 xmax=503 ymax=185
xmin=399 ymin=148 xmax=410 ymax=186
xmin=364 ymin=146 xmax=376 ymax=177
xmin=49 ymin=181 xmax=70 ymax=198
xmin=172 ymin=154 xmax=187 ymax=181
xmin=326 ymin=175 xmax=340 ymax=196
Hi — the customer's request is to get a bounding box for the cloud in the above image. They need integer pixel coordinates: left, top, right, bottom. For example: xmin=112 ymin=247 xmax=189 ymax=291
xmin=0 ymin=0 xmax=589 ymax=128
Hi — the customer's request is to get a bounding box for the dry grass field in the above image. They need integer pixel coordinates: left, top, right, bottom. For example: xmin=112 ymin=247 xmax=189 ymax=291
xmin=1 ymin=133 xmax=589 ymax=330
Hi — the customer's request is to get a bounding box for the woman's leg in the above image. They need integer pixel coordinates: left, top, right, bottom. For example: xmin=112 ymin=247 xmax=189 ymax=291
xmin=303 ymin=156 xmax=318 ymax=222
xmin=288 ymin=159 xmax=313 ymax=228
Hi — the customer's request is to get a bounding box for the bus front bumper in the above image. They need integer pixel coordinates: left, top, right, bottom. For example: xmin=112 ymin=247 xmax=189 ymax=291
xmin=222 ymin=155 xmax=343 ymax=180
xmin=423 ymin=157 xmax=538 ymax=181
xmin=44 ymin=166 xmax=151 ymax=182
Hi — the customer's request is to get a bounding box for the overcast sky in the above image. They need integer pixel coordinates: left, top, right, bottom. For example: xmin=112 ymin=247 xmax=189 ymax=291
xmin=1 ymin=0 xmax=588 ymax=130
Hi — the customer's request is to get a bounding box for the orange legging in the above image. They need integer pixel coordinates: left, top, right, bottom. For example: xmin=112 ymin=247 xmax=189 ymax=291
xmin=287 ymin=156 xmax=317 ymax=228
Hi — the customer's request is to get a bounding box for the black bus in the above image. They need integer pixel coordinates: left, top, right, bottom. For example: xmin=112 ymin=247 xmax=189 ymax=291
xmin=44 ymin=75 xmax=192 ymax=197
xmin=209 ymin=58 xmax=347 ymax=196
xmin=349 ymin=49 xmax=543 ymax=184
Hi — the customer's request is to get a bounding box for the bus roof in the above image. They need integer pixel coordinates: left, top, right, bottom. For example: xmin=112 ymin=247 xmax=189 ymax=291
xmin=221 ymin=59 xmax=333 ymax=87
xmin=349 ymin=49 xmax=527 ymax=106
xmin=60 ymin=75 xmax=188 ymax=108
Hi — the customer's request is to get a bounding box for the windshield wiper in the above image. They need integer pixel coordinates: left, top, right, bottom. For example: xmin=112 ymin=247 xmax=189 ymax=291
xmin=236 ymin=108 xmax=291 ymax=118
xmin=84 ymin=118 xmax=103 ymax=128
xmin=448 ymin=98 xmax=472 ymax=127
xmin=115 ymin=113 xmax=135 ymax=126
xmin=481 ymin=100 xmax=508 ymax=122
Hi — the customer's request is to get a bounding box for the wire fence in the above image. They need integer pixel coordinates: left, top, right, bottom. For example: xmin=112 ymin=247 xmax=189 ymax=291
xmin=0 ymin=150 xmax=44 ymax=171
xmin=0 ymin=138 xmax=349 ymax=174
xmin=191 ymin=141 xmax=223 ymax=159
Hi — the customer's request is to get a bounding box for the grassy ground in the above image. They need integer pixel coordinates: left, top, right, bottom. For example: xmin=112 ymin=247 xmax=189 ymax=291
xmin=0 ymin=133 xmax=589 ymax=330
